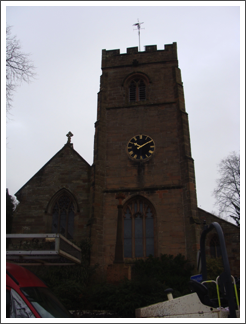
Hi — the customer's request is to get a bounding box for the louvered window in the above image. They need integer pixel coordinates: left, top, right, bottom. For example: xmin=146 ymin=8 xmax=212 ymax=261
xmin=129 ymin=79 xmax=146 ymax=102
xmin=139 ymin=80 xmax=146 ymax=100
xmin=129 ymin=81 xmax=137 ymax=102
xmin=123 ymin=197 xmax=154 ymax=258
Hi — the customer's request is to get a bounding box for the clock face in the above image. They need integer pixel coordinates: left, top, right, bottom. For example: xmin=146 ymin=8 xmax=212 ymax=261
xmin=127 ymin=134 xmax=155 ymax=161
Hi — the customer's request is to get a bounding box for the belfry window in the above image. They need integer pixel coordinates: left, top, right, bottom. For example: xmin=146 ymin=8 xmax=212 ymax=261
xmin=210 ymin=235 xmax=222 ymax=258
xmin=129 ymin=79 xmax=146 ymax=102
xmin=52 ymin=193 xmax=75 ymax=239
xmin=123 ymin=197 xmax=154 ymax=258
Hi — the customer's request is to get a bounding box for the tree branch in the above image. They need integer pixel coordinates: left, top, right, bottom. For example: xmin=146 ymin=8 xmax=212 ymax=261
xmin=6 ymin=25 xmax=36 ymax=112
xmin=213 ymin=152 xmax=240 ymax=226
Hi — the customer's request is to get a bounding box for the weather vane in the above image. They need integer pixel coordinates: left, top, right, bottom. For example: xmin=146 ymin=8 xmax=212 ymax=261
xmin=133 ymin=19 xmax=144 ymax=51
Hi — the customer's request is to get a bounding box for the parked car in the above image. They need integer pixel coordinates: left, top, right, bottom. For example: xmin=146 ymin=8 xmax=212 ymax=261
xmin=6 ymin=262 xmax=72 ymax=318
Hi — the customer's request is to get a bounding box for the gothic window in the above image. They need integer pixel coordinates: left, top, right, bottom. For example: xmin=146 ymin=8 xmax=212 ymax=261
xmin=52 ymin=193 xmax=75 ymax=239
xmin=210 ymin=235 xmax=222 ymax=258
xmin=129 ymin=79 xmax=146 ymax=102
xmin=123 ymin=197 xmax=154 ymax=258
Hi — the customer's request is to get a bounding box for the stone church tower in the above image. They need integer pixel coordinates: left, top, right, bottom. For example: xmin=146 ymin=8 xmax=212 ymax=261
xmin=10 ymin=43 xmax=239 ymax=281
xmin=90 ymin=43 xmax=201 ymax=278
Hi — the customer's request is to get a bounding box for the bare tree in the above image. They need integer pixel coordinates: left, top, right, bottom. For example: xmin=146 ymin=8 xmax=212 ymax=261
xmin=6 ymin=25 xmax=36 ymax=112
xmin=213 ymin=152 xmax=240 ymax=226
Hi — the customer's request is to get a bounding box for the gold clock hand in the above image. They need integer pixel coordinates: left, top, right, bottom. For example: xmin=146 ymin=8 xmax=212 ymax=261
xmin=137 ymin=140 xmax=153 ymax=149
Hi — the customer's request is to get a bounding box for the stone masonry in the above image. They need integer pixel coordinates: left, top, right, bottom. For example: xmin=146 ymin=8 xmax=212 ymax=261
xmin=10 ymin=43 xmax=240 ymax=282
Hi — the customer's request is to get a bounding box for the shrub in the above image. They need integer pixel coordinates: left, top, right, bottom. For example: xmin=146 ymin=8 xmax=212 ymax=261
xmin=132 ymin=254 xmax=194 ymax=296
xmin=29 ymin=252 xmax=194 ymax=317
xmin=79 ymin=254 xmax=194 ymax=317
xmin=206 ymin=256 xmax=224 ymax=280
xmin=205 ymin=257 xmax=240 ymax=303
xmin=78 ymin=277 xmax=168 ymax=317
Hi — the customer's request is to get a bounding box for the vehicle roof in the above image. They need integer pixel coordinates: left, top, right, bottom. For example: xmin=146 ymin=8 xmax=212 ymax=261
xmin=6 ymin=262 xmax=47 ymax=288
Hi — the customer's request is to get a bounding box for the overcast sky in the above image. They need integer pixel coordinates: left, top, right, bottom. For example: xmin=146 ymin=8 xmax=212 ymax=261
xmin=3 ymin=3 xmax=244 ymax=223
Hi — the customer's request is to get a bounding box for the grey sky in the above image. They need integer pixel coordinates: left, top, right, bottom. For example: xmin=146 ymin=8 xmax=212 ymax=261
xmin=3 ymin=3 xmax=242 ymax=222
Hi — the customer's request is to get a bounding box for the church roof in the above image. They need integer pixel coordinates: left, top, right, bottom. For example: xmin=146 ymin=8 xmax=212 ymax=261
xmin=197 ymin=207 xmax=239 ymax=229
xmin=15 ymin=141 xmax=91 ymax=198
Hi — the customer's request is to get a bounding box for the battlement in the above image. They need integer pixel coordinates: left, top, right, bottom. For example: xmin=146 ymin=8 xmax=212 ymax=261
xmin=102 ymin=43 xmax=177 ymax=68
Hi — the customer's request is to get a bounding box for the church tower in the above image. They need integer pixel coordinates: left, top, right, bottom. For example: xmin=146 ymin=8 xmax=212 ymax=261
xmin=9 ymin=42 xmax=240 ymax=280
xmin=91 ymin=43 xmax=200 ymax=278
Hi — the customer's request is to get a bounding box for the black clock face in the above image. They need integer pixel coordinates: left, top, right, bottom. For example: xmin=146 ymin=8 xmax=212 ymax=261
xmin=127 ymin=134 xmax=155 ymax=161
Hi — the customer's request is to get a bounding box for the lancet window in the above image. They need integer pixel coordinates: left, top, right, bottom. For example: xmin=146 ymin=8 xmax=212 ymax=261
xmin=52 ymin=193 xmax=75 ymax=239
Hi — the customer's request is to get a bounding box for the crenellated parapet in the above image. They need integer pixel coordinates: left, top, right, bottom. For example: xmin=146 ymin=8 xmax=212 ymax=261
xmin=102 ymin=43 xmax=178 ymax=68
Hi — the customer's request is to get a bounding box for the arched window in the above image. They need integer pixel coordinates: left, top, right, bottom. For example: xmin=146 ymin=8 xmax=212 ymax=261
xmin=123 ymin=196 xmax=154 ymax=258
xmin=52 ymin=193 xmax=75 ymax=239
xmin=210 ymin=235 xmax=222 ymax=258
xmin=129 ymin=79 xmax=146 ymax=102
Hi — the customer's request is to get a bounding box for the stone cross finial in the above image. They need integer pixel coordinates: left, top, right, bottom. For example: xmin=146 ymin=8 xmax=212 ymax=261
xmin=66 ymin=131 xmax=73 ymax=143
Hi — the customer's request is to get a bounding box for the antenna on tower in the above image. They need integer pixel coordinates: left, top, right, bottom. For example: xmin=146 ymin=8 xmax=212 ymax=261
xmin=133 ymin=19 xmax=144 ymax=51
